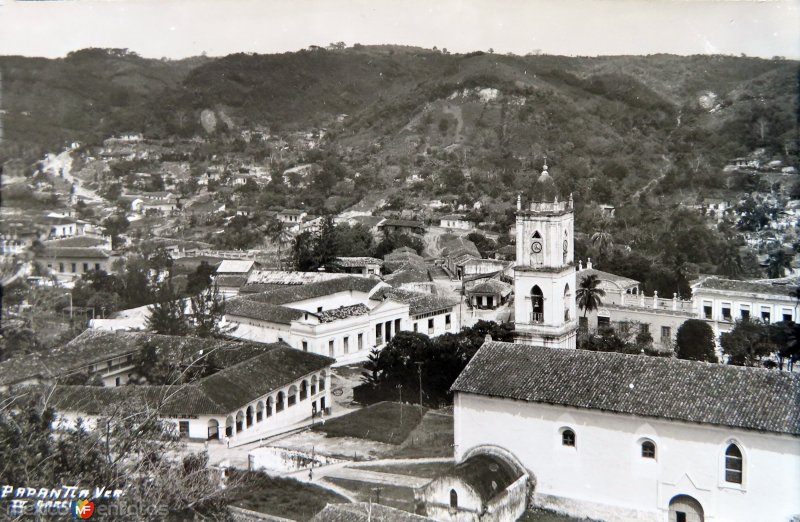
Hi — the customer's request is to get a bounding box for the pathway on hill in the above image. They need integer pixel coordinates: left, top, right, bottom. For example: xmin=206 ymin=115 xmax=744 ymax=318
xmin=632 ymin=154 xmax=671 ymax=200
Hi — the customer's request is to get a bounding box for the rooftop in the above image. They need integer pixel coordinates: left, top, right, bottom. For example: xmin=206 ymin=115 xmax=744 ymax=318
xmin=216 ymin=259 xmax=256 ymax=274
xmin=245 ymin=276 xmax=382 ymax=306
xmin=693 ymin=277 xmax=798 ymax=298
xmin=452 ymin=341 xmax=800 ymax=436
xmin=42 ymin=236 xmax=109 ymax=248
xmin=243 ymin=270 xmax=350 ymax=288
xmin=225 ymin=299 xmax=305 ymax=325
xmin=373 ymin=288 xmax=458 ymax=316
xmin=52 ymin=346 xmax=333 ymax=416
xmin=335 ymin=257 xmax=384 ymax=268
xmin=310 ymin=503 xmax=436 ymax=522
xmin=378 ymin=219 xmax=424 ymax=228
xmin=39 ymin=246 xmax=111 ymax=260
xmin=316 ymin=304 xmax=371 ymax=323
xmin=577 ymin=267 xmax=640 ymax=289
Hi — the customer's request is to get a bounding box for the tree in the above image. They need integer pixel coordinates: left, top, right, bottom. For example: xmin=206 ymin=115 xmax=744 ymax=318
xmin=590 ymin=219 xmax=614 ymax=260
xmin=103 ymin=212 xmax=130 ymax=249
xmin=720 ymin=318 xmax=776 ymax=367
xmin=186 ymin=261 xmax=215 ymax=295
xmin=265 ymin=217 xmax=292 ymax=270
xmin=0 ymin=389 xmax=239 ymax=519
xmin=719 ymin=243 xmax=743 ymax=279
xmin=146 ymin=282 xmax=189 ymax=335
xmin=189 ymin=284 xmax=231 ymax=338
xmin=676 ymin=319 xmax=718 ymax=362
xmin=577 ymin=274 xmax=605 ymax=317
xmin=767 ymin=248 xmax=794 ymax=279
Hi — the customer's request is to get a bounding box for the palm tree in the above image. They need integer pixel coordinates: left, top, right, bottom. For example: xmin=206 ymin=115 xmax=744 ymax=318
xmin=577 ymin=274 xmax=606 ymax=317
xmin=767 ymin=248 xmax=794 ymax=279
xmin=265 ymin=218 xmax=292 ymax=270
xmin=719 ymin=243 xmax=743 ymax=279
xmin=591 ymin=220 xmax=614 ymax=260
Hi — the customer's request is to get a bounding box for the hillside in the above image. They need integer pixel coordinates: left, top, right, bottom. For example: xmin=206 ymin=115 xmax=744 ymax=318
xmin=1 ymin=47 xmax=796 ymax=209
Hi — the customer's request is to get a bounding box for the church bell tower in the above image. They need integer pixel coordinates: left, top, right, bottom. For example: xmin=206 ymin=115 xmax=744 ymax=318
xmin=513 ymin=188 xmax=578 ymax=348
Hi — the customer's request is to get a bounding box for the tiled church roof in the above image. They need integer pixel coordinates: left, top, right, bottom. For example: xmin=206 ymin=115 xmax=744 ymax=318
xmin=452 ymin=341 xmax=800 ymax=436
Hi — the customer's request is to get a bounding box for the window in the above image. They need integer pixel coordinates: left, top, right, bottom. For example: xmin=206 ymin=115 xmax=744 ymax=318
xmin=328 ymin=340 xmax=334 ymax=357
xmin=59 ymin=263 xmax=65 ymax=273
xmin=302 ymin=341 xmax=308 ymax=352
xmin=703 ymin=304 xmax=712 ymax=319
xmin=414 ymin=322 xmax=418 ymax=332
xmin=661 ymin=326 xmax=671 ymax=341
xmin=531 ymin=285 xmax=544 ymax=323
xmin=783 ymin=310 xmax=793 ymax=322
xmin=722 ymin=305 xmax=732 ymax=321
xmin=598 ymin=316 xmax=610 ymax=329
xmin=562 ymin=429 xmax=575 ymax=447
xmin=376 ymin=323 xmax=383 ymax=344
xmin=179 ymin=421 xmax=190 ymax=438
xmin=300 ymin=381 xmax=308 ymax=400
xmin=276 ymin=392 xmax=285 ymax=412
xmin=725 ymin=444 xmax=743 ymax=484
xmin=115 ymin=377 xmax=121 ymax=387
xmin=449 ymin=489 xmax=458 ymax=509
xmin=428 ymin=318 xmax=434 ymax=333
xmin=317 ymin=306 xmax=323 ymax=313
xmin=95 ymin=263 xmax=101 ymax=271
xmin=740 ymin=306 xmax=750 ymax=320
xmin=641 ymin=441 xmax=656 ymax=459
xmin=343 ymin=336 xmax=349 ymax=354
xmin=358 ymin=333 xmax=363 ymax=351
xmin=445 ymin=314 xmax=451 ymax=329
xmin=761 ymin=309 xmax=771 ymax=323
xmin=82 ymin=263 xmax=89 ymax=272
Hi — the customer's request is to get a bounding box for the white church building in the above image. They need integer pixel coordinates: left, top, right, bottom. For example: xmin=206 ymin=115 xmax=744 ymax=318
xmin=444 ymin=193 xmax=800 ymax=522
xmin=451 ymin=340 xmax=800 ymax=522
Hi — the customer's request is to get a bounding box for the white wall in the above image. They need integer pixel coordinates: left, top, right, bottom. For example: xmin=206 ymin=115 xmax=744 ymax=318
xmin=454 ymin=392 xmax=800 ymax=522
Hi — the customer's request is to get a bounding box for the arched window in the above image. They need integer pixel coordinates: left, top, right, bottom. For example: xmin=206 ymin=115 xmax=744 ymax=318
xmin=449 ymin=489 xmax=458 ymax=509
xmin=276 ymin=392 xmax=285 ymax=412
xmin=531 ymin=285 xmax=544 ymax=323
xmin=725 ymin=444 xmax=743 ymax=484
xmin=288 ymin=385 xmax=298 ymax=406
xmin=641 ymin=440 xmax=656 ymax=459
xmin=562 ymin=429 xmax=576 ymax=447
xmin=235 ymin=411 xmax=244 ymax=433
xmin=564 ymin=284 xmax=571 ymax=322
xmin=300 ymin=380 xmax=309 ymax=400
xmin=245 ymin=406 xmax=254 ymax=427
xmin=256 ymin=401 xmax=264 ymax=422
xmin=266 ymin=396 xmax=274 ymax=417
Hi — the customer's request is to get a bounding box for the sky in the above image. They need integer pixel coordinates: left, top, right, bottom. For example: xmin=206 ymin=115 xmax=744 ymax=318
xmin=0 ymin=0 xmax=798 ymax=59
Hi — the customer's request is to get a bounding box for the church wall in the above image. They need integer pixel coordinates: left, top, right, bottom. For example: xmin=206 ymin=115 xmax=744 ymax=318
xmin=420 ymin=477 xmax=483 ymax=522
xmin=454 ymin=392 xmax=800 ymax=522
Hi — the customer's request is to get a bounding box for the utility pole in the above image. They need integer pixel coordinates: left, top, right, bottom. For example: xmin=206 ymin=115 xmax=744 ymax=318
xmin=415 ymin=362 xmax=423 ymax=406
xmin=396 ymin=384 xmax=403 ymax=425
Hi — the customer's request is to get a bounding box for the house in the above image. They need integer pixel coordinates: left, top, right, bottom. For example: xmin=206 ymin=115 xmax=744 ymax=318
xmin=439 ymin=214 xmax=474 ymax=230
xmin=691 ymin=276 xmax=799 ymax=348
xmin=46 ymin=216 xmax=87 ymax=239
xmin=216 ymin=259 xmax=256 ymax=277
xmin=334 ymin=257 xmax=383 ymax=276
xmin=450 ymin=340 xmax=800 ymax=522
xmin=383 ymin=247 xmax=426 ymax=273
xmin=225 ymin=276 xmax=407 ymax=363
xmin=371 ymin=287 xmax=461 ymax=337
xmin=37 ymin=241 xmax=114 ymax=282
xmin=377 ymin=218 xmax=425 ymax=236
xmin=239 ymin=270 xmax=351 ymax=294
xmin=464 ymin=276 xmax=513 ymax=310
xmin=52 ymin=343 xmax=333 ymax=446
xmin=440 ymin=236 xmax=482 ymax=280
xmin=278 ymin=209 xmax=308 ymax=224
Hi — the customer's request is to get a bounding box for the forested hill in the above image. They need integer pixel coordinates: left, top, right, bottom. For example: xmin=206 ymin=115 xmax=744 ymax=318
xmin=1 ymin=46 xmax=796 ymax=194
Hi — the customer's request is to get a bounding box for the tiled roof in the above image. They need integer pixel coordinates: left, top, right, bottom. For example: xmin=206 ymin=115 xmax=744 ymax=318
xmin=310 ymin=503 xmax=436 ymax=522
xmin=317 ymin=304 xmax=370 ymax=323
xmin=446 ymin=454 xmax=522 ymax=503
xmin=451 ymin=341 xmax=800 ymax=436
xmin=693 ymin=277 xmax=798 ymax=298
xmin=385 ymin=267 xmax=431 ymax=285
xmin=439 ymin=214 xmax=469 ymax=221
xmin=225 ymin=299 xmax=305 ymax=325
xmin=52 ymin=346 xmax=333 ymax=416
xmin=42 ymin=236 xmax=108 ymax=248
xmin=216 ymin=260 xmax=255 ymax=274
xmin=335 ymin=257 xmax=383 ymax=268
xmin=279 ymin=209 xmax=306 ymax=216
xmin=467 ymin=279 xmax=512 ymax=297
xmin=378 ymin=219 xmax=424 ymax=228
xmin=39 ymin=246 xmax=111 ymax=259
xmin=440 ymin=236 xmax=480 ymax=259
xmin=216 ymin=275 xmax=248 ymax=288
xmin=244 ymin=270 xmax=349 ymax=287
xmin=577 ymin=268 xmax=639 ymax=288
xmin=373 ymin=288 xmax=457 ymax=316
xmin=245 ymin=276 xmax=382 ymax=306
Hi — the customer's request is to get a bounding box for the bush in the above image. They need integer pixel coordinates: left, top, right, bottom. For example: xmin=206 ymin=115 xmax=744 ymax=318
xmin=676 ymin=319 xmax=717 ymax=362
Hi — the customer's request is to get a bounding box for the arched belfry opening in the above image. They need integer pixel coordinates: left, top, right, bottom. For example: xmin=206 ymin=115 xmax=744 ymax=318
xmin=531 ymin=285 xmax=544 ymax=323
